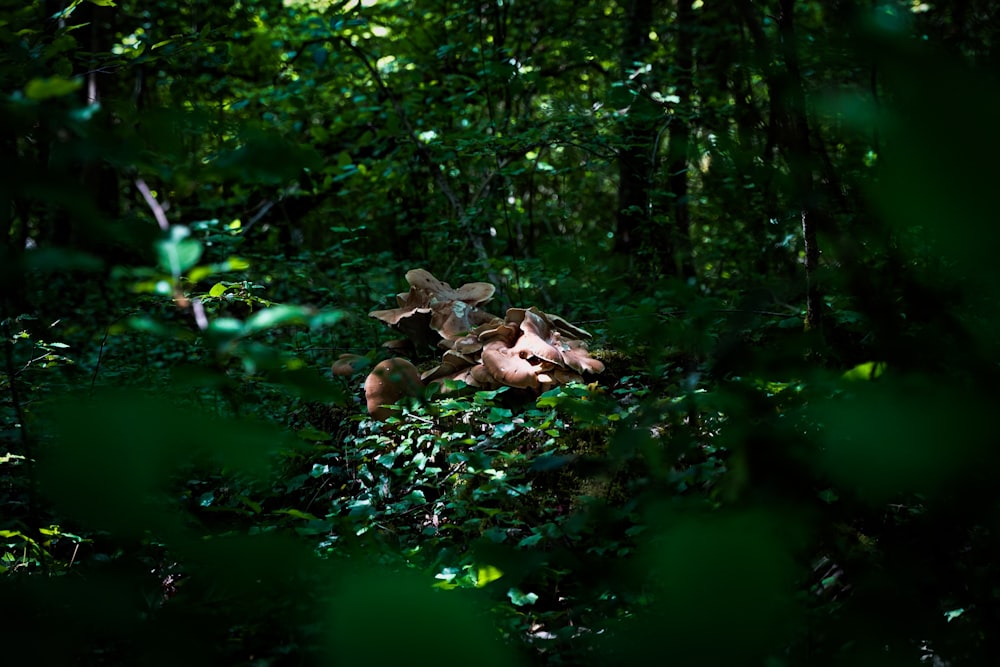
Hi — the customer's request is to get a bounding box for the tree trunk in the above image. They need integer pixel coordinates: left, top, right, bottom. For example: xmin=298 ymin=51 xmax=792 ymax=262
xmin=663 ymin=0 xmax=696 ymax=279
xmin=615 ymin=0 xmax=657 ymax=257
xmin=777 ymin=0 xmax=823 ymax=331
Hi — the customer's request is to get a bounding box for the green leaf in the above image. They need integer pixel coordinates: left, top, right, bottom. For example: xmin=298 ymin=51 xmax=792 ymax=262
xmin=475 ymin=564 xmax=504 ymax=587
xmin=842 ymin=361 xmax=887 ymax=381
xmin=492 ymin=422 xmax=516 ymax=438
xmin=945 ymin=608 xmax=966 ymax=622
xmin=208 ymin=282 xmax=229 ymax=297
xmin=87 ymin=0 xmax=117 ymax=6
xmin=69 ymin=103 xmax=100 ymax=121
xmin=517 ymin=533 xmax=543 ymax=548
xmin=124 ymin=316 xmax=181 ymax=337
xmin=156 ymin=226 xmax=203 ymax=276
xmin=190 ymin=258 xmax=251 ymax=283
xmin=486 ymin=407 xmax=513 ymax=423
xmin=310 ymin=309 xmax=350 ymax=329
xmin=473 ymin=386 xmax=510 ymax=402
xmin=244 ymin=305 xmax=313 ymax=333
xmin=273 ymin=508 xmax=319 ymax=521
xmin=208 ymin=318 xmax=244 ymax=337
xmin=236 ymin=496 xmax=262 ymax=514
xmin=507 ymin=587 xmax=539 ymax=606
xmin=24 ymin=76 xmax=82 ymax=100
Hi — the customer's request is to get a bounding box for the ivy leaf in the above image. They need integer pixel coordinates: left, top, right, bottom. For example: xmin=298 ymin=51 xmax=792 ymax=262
xmin=507 ymin=588 xmax=539 ymax=606
xmin=476 ymin=564 xmax=504 ymax=587
xmin=486 ymin=407 xmax=513 ymax=423
xmin=518 ymin=533 xmax=543 ymax=548
xmin=492 ymin=422 xmax=516 ymax=438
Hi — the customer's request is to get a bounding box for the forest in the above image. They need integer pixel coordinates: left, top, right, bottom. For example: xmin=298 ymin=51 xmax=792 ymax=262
xmin=2 ymin=0 xmax=999 ymax=664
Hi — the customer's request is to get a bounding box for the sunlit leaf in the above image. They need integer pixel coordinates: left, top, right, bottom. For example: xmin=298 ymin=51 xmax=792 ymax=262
xmin=208 ymin=282 xmax=229 ymax=297
xmin=842 ymin=361 xmax=887 ymax=381
xmin=24 ymin=76 xmax=82 ymax=100
xmin=475 ymin=564 xmax=504 ymax=587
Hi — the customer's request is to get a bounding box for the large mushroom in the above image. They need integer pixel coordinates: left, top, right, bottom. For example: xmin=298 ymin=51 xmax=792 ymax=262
xmin=369 ymin=269 xmax=499 ymax=348
xmin=360 ymin=270 xmax=605 ymax=416
xmin=364 ymin=358 xmax=423 ymax=421
xmin=478 ymin=307 xmax=604 ymax=391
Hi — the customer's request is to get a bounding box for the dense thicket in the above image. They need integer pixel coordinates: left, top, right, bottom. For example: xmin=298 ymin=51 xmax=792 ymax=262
xmin=2 ymin=1 xmax=999 ymax=665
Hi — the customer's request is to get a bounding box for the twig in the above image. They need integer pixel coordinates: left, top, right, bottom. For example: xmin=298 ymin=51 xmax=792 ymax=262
xmin=90 ymin=323 xmax=112 ymax=395
xmin=135 ymin=178 xmax=169 ymax=231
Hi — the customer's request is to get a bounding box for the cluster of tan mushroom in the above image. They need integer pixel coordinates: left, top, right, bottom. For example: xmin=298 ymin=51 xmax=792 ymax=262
xmin=334 ymin=269 xmax=605 ymax=421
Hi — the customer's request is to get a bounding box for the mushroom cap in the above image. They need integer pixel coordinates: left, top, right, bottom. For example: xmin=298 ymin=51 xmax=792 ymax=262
xmin=369 ymin=287 xmax=438 ymax=348
xmin=539 ymin=368 xmax=584 ymax=391
xmin=420 ymin=349 xmax=477 ymax=383
xmin=428 ymin=362 xmax=500 ymax=394
xmin=477 ymin=321 xmax=519 ymax=345
xmin=370 ymin=270 xmax=499 ymax=346
xmin=331 ymin=353 xmax=370 ymax=377
xmin=429 ymin=300 xmax=484 ymax=339
xmin=405 ymin=269 xmax=495 ymax=307
xmin=546 ymin=312 xmax=594 ymax=340
xmin=439 ymin=333 xmax=483 ymax=355
xmin=552 ymin=333 xmax=606 ymax=374
xmin=364 ymin=358 xmax=423 ymax=421
xmin=509 ymin=308 xmax=562 ymax=365
xmin=475 ymin=307 xmax=604 ymax=390
xmin=368 ymin=270 xmax=602 ymax=396
xmin=369 ymin=286 xmax=431 ymax=324
xmin=481 ymin=339 xmax=541 ymax=389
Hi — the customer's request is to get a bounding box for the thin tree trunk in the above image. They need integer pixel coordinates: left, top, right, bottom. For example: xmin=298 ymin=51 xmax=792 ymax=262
xmin=615 ymin=0 xmax=657 ymax=257
xmin=664 ymin=0 xmax=695 ymax=279
xmin=777 ymin=0 xmax=823 ymax=331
